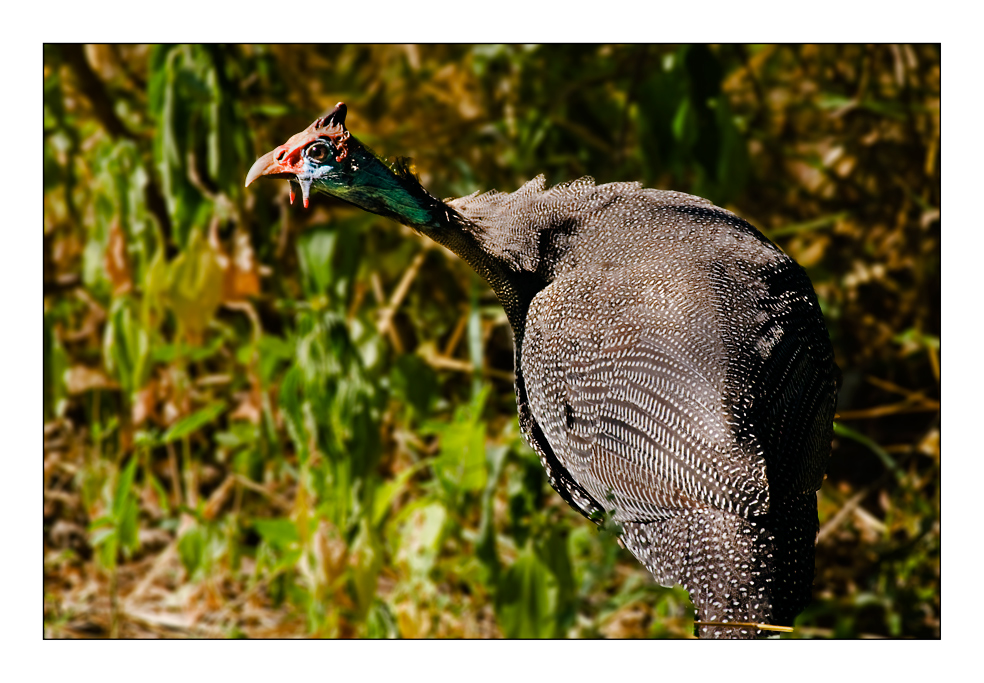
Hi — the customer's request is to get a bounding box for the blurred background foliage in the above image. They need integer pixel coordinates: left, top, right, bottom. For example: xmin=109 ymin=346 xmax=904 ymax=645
xmin=43 ymin=44 xmax=940 ymax=639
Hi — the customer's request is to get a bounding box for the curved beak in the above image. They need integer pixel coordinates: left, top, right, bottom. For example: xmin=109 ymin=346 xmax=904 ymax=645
xmin=245 ymin=149 xmax=290 ymax=188
xmin=245 ymin=146 xmax=313 ymax=207
xmin=245 ymin=103 xmax=349 ymax=207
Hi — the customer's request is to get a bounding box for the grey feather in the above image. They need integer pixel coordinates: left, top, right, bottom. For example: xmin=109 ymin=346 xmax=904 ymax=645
xmin=252 ymin=118 xmax=839 ymax=638
xmin=450 ymin=176 xmax=838 ymax=638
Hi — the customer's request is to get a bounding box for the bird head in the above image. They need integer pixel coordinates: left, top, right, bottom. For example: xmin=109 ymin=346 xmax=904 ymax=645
xmin=244 ymin=102 xmax=355 ymax=209
xmin=245 ymin=102 xmax=438 ymax=229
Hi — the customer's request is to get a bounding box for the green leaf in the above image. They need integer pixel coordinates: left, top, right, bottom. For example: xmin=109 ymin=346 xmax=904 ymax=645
xmin=162 ymin=401 xmax=227 ymax=443
xmin=134 ymin=430 xmax=160 ymax=448
xmin=89 ymin=516 xmax=115 ymax=531
xmin=178 ymin=523 xmax=205 ymax=576
xmin=425 ymin=388 xmax=489 ymax=497
xmin=372 ymin=460 xmax=429 ymax=528
xmin=215 ymin=422 xmax=258 ymax=449
xmin=475 ymin=443 xmax=509 ymax=583
xmin=398 ymin=501 xmax=447 ymax=578
xmin=538 ymin=526 xmax=576 ymax=625
xmin=44 ymin=310 xmax=68 ymax=420
xmin=117 ymin=495 xmax=140 ymax=557
xmin=113 ymin=457 xmax=139 ymax=518
xmin=297 ymin=229 xmax=338 ymax=298
xmin=253 ymin=518 xmax=300 ymax=549
xmin=146 ymin=470 xmax=172 ymax=516
xmin=89 ymin=526 xmax=116 ymax=547
xmin=671 ymin=96 xmax=692 ymax=144
xmin=351 ymin=523 xmax=383 ymax=619
xmin=96 ymin=530 xmax=119 ymax=570
xmin=390 ymin=354 xmax=438 ymax=419
xmin=104 ymin=297 xmax=151 ymax=398
xmin=164 ymin=228 xmax=225 ymax=342
xmin=249 ymin=103 xmax=291 ymax=117
xmin=495 ymin=544 xmax=560 ymax=638
xmin=255 ymin=334 xmax=295 ymax=387
xmin=365 ymin=600 xmax=399 ymax=639
xmin=833 ymin=422 xmax=902 ymax=480
xmin=893 ymin=328 xmax=940 ymax=352
xmin=431 ymin=419 xmax=488 ymax=494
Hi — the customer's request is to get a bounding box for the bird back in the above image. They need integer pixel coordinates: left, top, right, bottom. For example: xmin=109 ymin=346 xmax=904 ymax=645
xmin=454 ymin=175 xmax=838 ymax=636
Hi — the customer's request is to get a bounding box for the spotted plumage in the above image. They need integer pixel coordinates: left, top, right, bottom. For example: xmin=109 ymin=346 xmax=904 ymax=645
xmin=246 ymin=103 xmax=840 ymax=638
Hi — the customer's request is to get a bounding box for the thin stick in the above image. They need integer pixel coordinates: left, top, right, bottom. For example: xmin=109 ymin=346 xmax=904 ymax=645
xmin=166 ymin=441 xmax=181 ymax=508
xmin=817 ymin=486 xmax=872 ymax=544
xmin=377 ymin=248 xmax=428 ymax=338
xmin=125 ymin=514 xmax=196 ymax=605
xmin=201 ymin=566 xmax=289 ymax=630
xmin=693 ymin=620 xmax=794 ymax=633
xmin=836 ymin=403 xmax=940 ymax=420
xmin=426 ymin=353 xmax=514 ymax=383
xmin=442 ymin=311 xmax=469 ymax=358
xmin=817 ymin=447 xmax=920 ymax=544
xmin=233 ymin=474 xmax=293 ymax=512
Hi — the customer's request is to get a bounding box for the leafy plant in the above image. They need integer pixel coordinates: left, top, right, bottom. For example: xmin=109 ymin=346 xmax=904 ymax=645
xmin=43 ymin=44 xmax=939 ymax=640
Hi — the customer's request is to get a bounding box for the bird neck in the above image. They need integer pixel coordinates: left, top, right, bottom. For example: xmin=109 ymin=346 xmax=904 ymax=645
xmin=425 ymin=210 xmax=544 ymax=337
xmin=333 ymin=145 xmax=542 ymax=336
xmin=322 ymin=143 xmax=441 ymax=228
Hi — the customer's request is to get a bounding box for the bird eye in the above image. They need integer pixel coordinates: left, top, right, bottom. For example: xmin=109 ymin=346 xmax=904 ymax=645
xmin=306 ymin=142 xmax=330 ymax=163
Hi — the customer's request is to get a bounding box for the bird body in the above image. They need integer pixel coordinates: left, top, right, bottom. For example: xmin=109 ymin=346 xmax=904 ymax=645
xmin=246 ymin=103 xmax=839 ymax=638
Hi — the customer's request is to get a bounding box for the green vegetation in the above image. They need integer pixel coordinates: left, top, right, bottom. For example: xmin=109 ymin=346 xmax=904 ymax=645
xmin=43 ymin=44 xmax=940 ymax=638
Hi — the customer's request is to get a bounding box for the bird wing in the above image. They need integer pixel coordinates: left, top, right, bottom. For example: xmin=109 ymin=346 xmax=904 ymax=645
xmin=520 ymin=249 xmax=834 ymax=524
xmin=521 ymin=249 xmax=838 ymax=627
